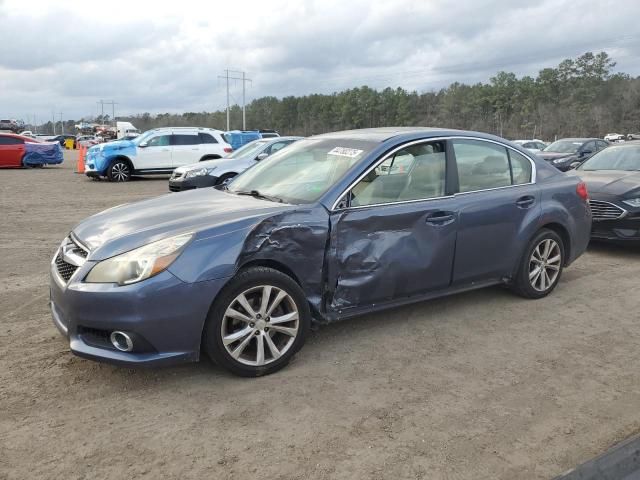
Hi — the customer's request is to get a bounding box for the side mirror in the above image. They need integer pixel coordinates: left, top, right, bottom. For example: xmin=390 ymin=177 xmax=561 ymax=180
xmin=569 ymin=161 xmax=581 ymax=170
xmin=256 ymin=152 xmax=269 ymax=161
xmin=139 ymin=141 xmax=148 ymax=148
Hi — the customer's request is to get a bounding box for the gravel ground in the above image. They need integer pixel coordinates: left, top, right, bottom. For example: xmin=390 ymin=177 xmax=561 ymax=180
xmin=1 ymin=150 xmax=640 ymax=480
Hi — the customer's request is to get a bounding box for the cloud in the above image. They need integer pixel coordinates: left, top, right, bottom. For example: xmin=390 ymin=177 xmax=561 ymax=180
xmin=0 ymin=0 xmax=639 ymax=121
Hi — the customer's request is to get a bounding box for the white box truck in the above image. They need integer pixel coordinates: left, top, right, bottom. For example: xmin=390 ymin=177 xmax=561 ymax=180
xmin=116 ymin=122 xmax=140 ymax=139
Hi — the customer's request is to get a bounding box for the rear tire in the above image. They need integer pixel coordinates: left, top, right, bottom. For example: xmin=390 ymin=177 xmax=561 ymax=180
xmin=107 ymin=159 xmax=131 ymax=182
xmin=203 ymin=267 xmax=311 ymax=377
xmin=512 ymin=228 xmax=565 ymax=299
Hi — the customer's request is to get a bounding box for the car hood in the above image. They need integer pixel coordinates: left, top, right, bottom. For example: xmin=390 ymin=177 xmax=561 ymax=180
xmin=537 ymin=152 xmax=575 ymax=161
xmin=573 ymin=170 xmax=640 ymax=196
xmin=95 ymin=139 xmax=135 ymax=152
xmin=176 ymin=156 xmax=255 ymax=172
xmin=73 ymin=188 xmax=295 ymax=260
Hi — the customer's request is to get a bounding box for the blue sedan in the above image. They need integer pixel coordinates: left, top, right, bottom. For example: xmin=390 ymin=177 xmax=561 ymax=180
xmin=50 ymin=128 xmax=592 ymax=376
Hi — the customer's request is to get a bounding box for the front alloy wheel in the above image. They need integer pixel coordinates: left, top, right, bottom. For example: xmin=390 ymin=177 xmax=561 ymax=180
xmin=108 ymin=160 xmax=131 ymax=182
xmin=204 ymin=267 xmax=310 ymax=376
xmin=221 ymin=286 xmax=299 ymax=366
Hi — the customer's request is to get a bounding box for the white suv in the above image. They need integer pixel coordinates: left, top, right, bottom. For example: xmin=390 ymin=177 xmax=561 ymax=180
xmin=84 ymin=127 xmax=232 ymax=182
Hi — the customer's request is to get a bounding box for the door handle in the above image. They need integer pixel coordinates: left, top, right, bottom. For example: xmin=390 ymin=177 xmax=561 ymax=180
xmin=425 ymin=211 xmax=456 ymax=226
xmin=516 ymin=195 xmax=535 ymax=208
xmin=191 ymin=148 xmax=199 ymax=150
xmin=161 ymin=148 xmax=170 ymax=152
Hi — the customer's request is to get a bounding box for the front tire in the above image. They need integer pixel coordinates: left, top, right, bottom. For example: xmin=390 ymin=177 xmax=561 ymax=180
xmin=215 ymin=172 xmax=236 ymax=185
xmin=512 ymin=229 xmax=564 ymax=299
xmin=203 ymin=267 xmax=311 ymax=377
xmin=107 ymin=159 xmax=131 ymax=182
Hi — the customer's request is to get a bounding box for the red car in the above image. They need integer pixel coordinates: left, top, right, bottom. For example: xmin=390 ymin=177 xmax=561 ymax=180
xmin=0 ymin=133 xmax=64 ymax=168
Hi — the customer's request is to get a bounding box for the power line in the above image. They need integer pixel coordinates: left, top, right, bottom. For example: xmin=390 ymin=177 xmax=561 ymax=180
xmin=218 ymin=69 xmax=252 ymax=130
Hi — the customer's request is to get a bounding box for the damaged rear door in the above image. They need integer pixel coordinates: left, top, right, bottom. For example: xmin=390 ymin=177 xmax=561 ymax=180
xmin=326 ymin=139 xmax=458 ymax=313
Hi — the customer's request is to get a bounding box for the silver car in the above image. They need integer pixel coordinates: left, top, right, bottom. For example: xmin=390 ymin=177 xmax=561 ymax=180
xmin=169 ymin=136 xmax=302 ymax=192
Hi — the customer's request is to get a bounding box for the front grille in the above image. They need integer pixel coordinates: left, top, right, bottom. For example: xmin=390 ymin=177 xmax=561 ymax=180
xmin=54 ymin=235 xmax=89 ymax=283
xmin=55 ymin=254 xmax=78 ymax=281
xmin=588 ymin=200 xmax=627 ymax=220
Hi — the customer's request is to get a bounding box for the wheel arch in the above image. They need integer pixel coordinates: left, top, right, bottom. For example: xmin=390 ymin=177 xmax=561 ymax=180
xmin=237 ymin=259 xmax=303 ymax=287
xmin=200 ymin=154 xmax=222 ymax=161
xmin=538 ymin=222 xmax=571 ymax=265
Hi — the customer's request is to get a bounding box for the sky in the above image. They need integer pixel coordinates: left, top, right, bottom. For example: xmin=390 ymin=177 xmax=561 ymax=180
xmin=1 ymin=0 xmax=639 ymax=123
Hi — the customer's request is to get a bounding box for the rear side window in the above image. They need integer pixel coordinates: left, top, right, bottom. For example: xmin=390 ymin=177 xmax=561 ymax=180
xmin=0 ymin=136 xmax=23 ymax=145
xmin=453 ymin=140 xmax=511 ymax=192
xmin=508 ymin=150 xmax=532 ymax=184
xmin=198 ymin=133 xmax=217 ymax=144
xmin=172 ymin=134 xmax=199 ymax=146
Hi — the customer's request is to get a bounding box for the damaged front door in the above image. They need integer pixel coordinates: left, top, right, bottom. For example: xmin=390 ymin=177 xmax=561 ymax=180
xmin=327 ymin=140 xmax=457 ymax=313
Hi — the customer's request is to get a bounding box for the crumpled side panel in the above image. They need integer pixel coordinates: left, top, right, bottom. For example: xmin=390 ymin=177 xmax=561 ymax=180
xmin=326 ymin=203 xmax=457 ymax=316
xmin=237 ymin=205 xmax=331 ymax=322
xmin=23 ymin=143 xmax=63 ymax=165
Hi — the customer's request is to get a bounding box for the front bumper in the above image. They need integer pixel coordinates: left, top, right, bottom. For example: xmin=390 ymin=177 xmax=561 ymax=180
xmin=50 ymin=255 xmax=230 ymax=367
xmin=591 ymin=218 xmax=640 ymax=243
xmin=169 ymin=175 xmax=218 ymax=192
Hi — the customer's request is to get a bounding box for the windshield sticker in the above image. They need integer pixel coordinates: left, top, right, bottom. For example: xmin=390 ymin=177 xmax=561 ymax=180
xmin=328 ymin=147 xmax=363 ymax=158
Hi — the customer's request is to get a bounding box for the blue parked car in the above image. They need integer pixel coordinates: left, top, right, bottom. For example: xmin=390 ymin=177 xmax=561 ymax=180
xmin=50 ymin=128 xmax=592 ymax=376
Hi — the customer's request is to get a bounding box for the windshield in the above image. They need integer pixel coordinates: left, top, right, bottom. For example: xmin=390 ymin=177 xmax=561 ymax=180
xmin=225 ymin=139 xmax=268 ymax=159
xmin=543 ymin=140 xmax=583 ymax=154
xmin=132 ymin=130 xmax=156 ymax=145
xmin=579 ymin=145 xmax=640 ymax=171
xmin=227 ymin=138 xmax=377 ymax=204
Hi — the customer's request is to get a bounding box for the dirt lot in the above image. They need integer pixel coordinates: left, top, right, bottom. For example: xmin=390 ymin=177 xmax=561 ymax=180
xmin=1 ymin=150 xmax=640 ymax=479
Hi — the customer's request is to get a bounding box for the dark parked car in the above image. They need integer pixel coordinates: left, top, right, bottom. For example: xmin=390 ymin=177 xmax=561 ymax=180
xmin=538 ymin=138 xmax=609 ymax=171
xmin=50 ymin=128 xmax=591 ymax=376
xmin=572 ymin=141 xmax=640 ymax=243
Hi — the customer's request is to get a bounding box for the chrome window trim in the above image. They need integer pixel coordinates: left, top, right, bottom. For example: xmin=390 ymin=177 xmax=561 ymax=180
xmin=331 ymin=136 xmax=537 ymax=211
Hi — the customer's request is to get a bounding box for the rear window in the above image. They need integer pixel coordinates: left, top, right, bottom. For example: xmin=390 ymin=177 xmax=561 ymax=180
xmin=198 ymin=133 xmax=218 ymax=144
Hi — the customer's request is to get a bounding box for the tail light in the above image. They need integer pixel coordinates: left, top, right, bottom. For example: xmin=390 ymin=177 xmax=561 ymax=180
xmin=224 ymin=147 xmax=233 ymax=153
xmin=576 ymin=181 xmax=589 ymax=201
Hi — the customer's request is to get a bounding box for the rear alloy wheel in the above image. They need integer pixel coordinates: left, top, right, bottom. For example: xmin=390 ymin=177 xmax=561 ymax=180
xmin=107 ymin=160 xmax=131 ymax=182
xmin=204 ymin=267 xmax=310 ymax=376
xmin=512 ymin=229 xmax=564 ymax=299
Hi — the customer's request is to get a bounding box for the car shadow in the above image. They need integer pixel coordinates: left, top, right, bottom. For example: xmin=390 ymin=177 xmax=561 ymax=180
xmin=587 ymin=240 xmax=640 ymax=258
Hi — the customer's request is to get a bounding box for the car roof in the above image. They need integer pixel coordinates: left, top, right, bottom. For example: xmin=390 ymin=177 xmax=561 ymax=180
xmin=602 ymin=140 xmax=640 ymax=147
xmin=312 ymin=126 xmax=518 ymax=144
xmin=147 ymin=127 xmax=224 ymax=133
xmin=555 ymin=138 xmax=596 ymax=142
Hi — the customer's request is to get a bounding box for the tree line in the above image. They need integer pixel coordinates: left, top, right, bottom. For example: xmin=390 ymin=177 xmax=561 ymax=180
xmin=37 ymin=52 xmax=640 ymax=140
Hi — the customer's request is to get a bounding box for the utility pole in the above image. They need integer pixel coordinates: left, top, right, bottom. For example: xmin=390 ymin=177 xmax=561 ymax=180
xmin=58 ymin=112 xmax=63 ymax=134
xmin=218 ymin=70 xmax=252 ymax=130
xmin=52 ymin=110 xmax=56 ymax=135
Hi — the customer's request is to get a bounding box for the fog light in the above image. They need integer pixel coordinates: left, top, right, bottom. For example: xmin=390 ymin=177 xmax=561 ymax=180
xmin=110 ymin=331 xmax=133 ymax=352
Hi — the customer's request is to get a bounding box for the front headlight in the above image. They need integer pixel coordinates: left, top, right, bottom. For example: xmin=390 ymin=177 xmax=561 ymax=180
xmin=622 ymin=198 xmax=640 ymax=208
xmin=85 ymin=233 xmax=193 ymax=285
xmin=553 ymin=157 xmax=572 ymax=164
xmin=185 ymin=166 xmax=217 ymax=178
